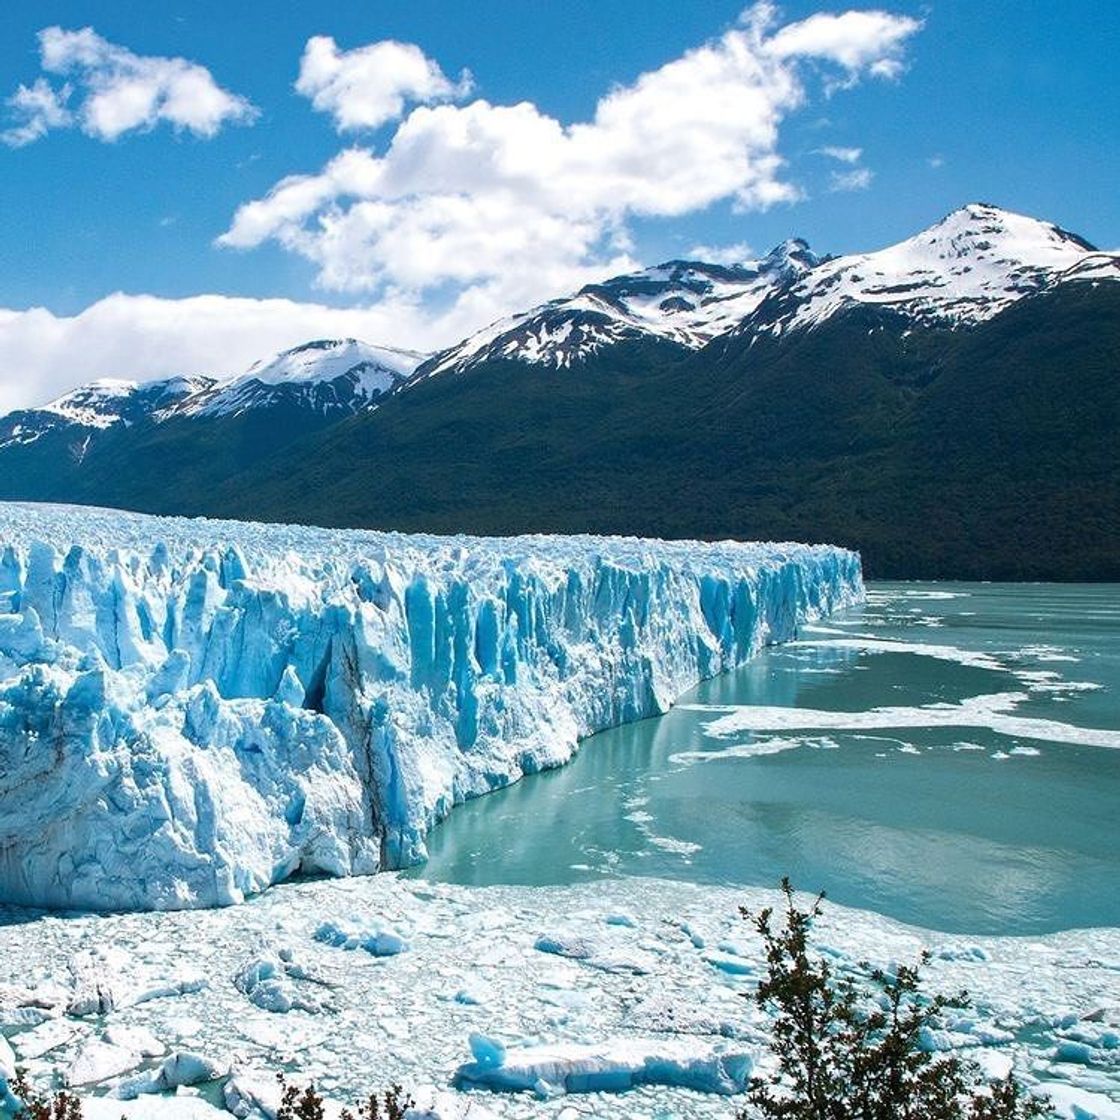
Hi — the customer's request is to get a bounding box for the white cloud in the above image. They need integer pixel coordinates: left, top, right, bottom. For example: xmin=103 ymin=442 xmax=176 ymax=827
xmin=928 ymin=154 xmax=945 ymax=169
xmin=765 ymin=8 xmax=920 ymax=71
xmin=816 ymin=144 xmax=862 ymax=163
xmin=1 ymin=26 xmax=256 ymax=146
xmin=686 ymin=241 xmax=756 ymax=265
xmin=296 ymin=36 xmax=472 ymax=131
xmin=1 ymin=78 xmax=73 ymax=147
xmin=0 ymin=269 xmax=650 ymax=412
xmin=829 ymin=166 xmax=874 ymax=191
xmin=220 ymin=3 xmax=920 ymax=332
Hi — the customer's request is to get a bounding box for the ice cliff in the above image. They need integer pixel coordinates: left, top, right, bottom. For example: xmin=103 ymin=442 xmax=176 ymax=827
xmin=0 ymin=503 xmax=863 ymax=911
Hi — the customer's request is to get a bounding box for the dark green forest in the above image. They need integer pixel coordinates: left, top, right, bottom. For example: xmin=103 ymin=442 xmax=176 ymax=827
xmin=2 ymin=283 xmax=1116 ymax=581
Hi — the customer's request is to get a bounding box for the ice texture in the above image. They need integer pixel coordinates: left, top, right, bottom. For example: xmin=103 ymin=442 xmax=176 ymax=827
xmin=0 ymin=502 xmax=862 ymax=912
xmin=455 ymin=1035 xmax=753 ymax=1096
xmin=2 ymin=875 xmax=1117 ymax=1119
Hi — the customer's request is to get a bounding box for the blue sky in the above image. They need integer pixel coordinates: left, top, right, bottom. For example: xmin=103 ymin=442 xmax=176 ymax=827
xmin=0 ymin=0 xmax=1116 ymax=409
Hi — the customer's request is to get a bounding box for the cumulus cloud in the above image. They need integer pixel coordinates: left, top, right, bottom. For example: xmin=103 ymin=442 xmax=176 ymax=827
xmin=296 ymin=36 xmax=472 ymax=131
xmin=829 ymin=166 xmax=874 ymax=191
xmin=765 ymin=7 xmax=919 ymax=75
xmin=0 ymin=294 xmax=424 ymax=412
xmin=0 ymin=5 xmax=922 ymax=411
xmin=220 ymin=3 xmax=921 ymax=320
xmin=1 ymin=26 xmax=256 ymax=146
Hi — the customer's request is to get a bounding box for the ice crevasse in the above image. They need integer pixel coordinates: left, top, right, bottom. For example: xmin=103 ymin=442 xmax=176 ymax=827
xmin=0 ymin=502 xmax=863 ymax=911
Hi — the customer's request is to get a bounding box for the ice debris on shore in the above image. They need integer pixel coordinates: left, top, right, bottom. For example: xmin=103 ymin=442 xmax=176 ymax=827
xmin=2 ymin=876 xmax=1119 ymax=1119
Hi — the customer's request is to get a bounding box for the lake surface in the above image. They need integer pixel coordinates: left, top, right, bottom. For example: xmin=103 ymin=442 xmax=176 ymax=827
xmin=412 ymin=583 xmax=1120 ymax=935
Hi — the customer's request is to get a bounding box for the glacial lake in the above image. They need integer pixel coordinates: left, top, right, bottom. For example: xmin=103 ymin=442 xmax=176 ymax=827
xmin=412 ymin=583 xmax=1120 ymax=935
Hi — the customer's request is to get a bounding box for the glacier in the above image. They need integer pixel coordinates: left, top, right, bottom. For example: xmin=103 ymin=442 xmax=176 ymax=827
xmin=0 ymin=502 xmax=862 ymax=912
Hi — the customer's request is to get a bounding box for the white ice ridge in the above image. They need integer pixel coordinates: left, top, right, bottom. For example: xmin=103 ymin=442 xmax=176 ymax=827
xmin=0 ymin=502 xmax=862 ymax=911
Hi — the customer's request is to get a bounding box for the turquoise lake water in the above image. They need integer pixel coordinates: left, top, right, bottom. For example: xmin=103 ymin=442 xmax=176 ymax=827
xmin=412 ymin=583 xmax=1120 ymax=935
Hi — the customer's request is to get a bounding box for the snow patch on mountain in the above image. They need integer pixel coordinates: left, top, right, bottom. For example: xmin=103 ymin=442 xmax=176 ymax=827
xmin=421 ymin=242 xmax=821 ymax=376
xmin=0 ymin=501 xmax=862 ymax=911
xmin=753 ymin=203 xmax=1118 ymax=334
xmin=0 ymin=377 xmax=218 ymax=451
xmin=187 ymin=338 xmax=426 ymax=418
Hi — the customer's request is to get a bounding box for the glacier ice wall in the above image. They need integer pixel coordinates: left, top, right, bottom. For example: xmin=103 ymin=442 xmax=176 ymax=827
xmin=0 ymin=503 xmax=863 ymax=911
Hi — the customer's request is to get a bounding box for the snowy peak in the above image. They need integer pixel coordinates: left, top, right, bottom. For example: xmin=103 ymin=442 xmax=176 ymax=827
xmin=244 ymin=338 xmax=423 ymax=388
xmin=0 ymin=338 xmax=428 ymax=454
xmin=754 ymin=203 xmax=1116 ymax=334
xmin=40 ymin=379 xmax=141 ymax=429
xmin=0 ymin=375 xmax=216 ymax=451
xmin=422 ymin=242 xmax=822 ymax=377
xmin=193 ymin=338 xmax=426 ymax=418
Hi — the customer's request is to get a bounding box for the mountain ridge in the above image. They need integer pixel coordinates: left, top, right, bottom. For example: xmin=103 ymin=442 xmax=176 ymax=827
xmin=1 ymin=202 xmax=1117 ymax=580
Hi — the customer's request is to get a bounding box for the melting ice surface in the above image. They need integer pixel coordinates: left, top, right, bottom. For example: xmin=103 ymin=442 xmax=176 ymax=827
xmin=416 ymin=583 xmax=1120 ymax=936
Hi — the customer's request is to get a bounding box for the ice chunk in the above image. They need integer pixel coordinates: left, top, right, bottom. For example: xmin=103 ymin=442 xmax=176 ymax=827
xmin=234 ymin=952 xmax=331 ymax=1014
xmin=703 ymin=951 xmax=756 ymax=976
xmin=314 ymin=920 xmax=408 ymax=957
xmin=157 ymin=1051 xmax=230 ymax=1088
xmin=455 ymin=1036 xmax=753 ymax=1096
xmin=117 ymin=1050 xmax=230 ymax=1098
xmin=1041 ymin=1082 xmax=1120 ymax=1120
xmin=468 ymin=1033 xmax=507 ymax=1070
xmin=103 ymin=1025 xmax=165 ymax=1057
xmin=534 ymin=932 xmax=651 ymax=974
xmin=65 ymin=1039 xmax=142 ymax=1086
xmin=13 ymin=1019 xmax=77 ymax=1060
xmin=603 ymin=912 xmax=637 ymax=928
xmin=66 ymin=984 xmax=116 ymax=1017
xmin=534 ymin=933 xmax=595 ymax=961
xmin=223 ymin=1073 xmax=280 ymax=1119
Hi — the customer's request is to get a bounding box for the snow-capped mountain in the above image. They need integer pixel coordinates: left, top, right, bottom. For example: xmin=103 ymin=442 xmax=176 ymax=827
xmin=419 ymin=240 xmax=822 ymax=377
xmin=0 ymin=202 xmax=1116 ymax=583
xmin=743 ymin=202 xmax=1119 ymax=336
xmin=0 ymin=375 xmax=216 ymax=453
xmin=182 ymin=338 xmax=425 ymax=418
xmin=420 ymin=204 xmax=1117 ymax=376
xmin=0 ymin=339 xmax=425 ymax=454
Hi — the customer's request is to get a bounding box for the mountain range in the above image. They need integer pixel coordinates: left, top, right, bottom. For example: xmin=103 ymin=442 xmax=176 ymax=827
xmin=1 ymin=202 xmax=1117 ymax=579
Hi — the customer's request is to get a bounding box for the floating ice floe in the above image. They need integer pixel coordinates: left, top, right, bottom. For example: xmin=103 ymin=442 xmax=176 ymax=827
xmin=114 ymin=1051 xmax=231 ymax=1099
xmin=688 ymin=691 xmax=1120 ymax=750
xmin=234 ymin=949 xmax=334 ymax=1014
xmin=315 ymin=920 xmax=409 ymax=957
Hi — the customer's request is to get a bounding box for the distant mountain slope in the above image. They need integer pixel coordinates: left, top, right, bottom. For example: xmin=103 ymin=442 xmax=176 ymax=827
xmin=0 ymin=339 xmax=425 ymax=509
xmin=0 ymin=205 xmax=1116 ymax=579
xmin=418 ymin=240 xmax=820 ymax=376
xmin=204 ymin=281 xmax=1120 ymax=580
